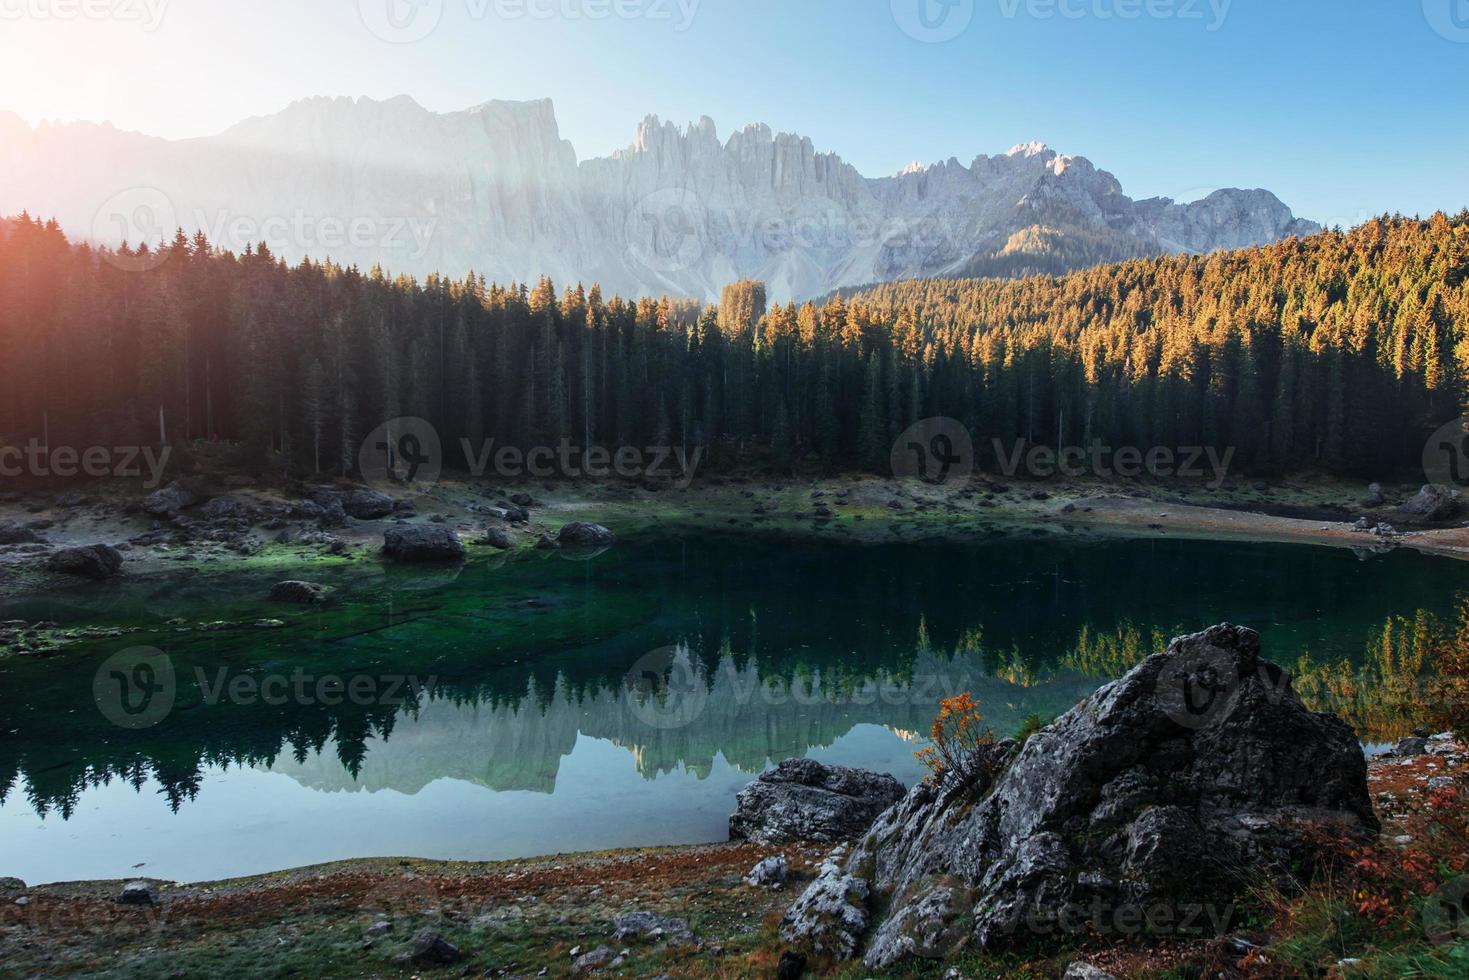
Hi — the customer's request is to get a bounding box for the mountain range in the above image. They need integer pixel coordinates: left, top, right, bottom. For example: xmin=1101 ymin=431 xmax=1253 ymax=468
xmin=0 ymin=96 xmax=1320 ymax=300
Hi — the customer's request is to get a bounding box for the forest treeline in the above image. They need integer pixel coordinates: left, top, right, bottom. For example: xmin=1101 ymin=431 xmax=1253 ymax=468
xmin=0 ymin=210 xmax=1466 ymax=482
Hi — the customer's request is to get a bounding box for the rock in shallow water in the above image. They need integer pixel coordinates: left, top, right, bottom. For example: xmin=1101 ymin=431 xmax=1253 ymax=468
xmin=558 ymin=521 xmax=616 ymax=547
xmin=783 ymin=623 xmax=1378 ymax=970
xmin=268 ymin=580 xmax=335 ymax=604
xmin=46 ymin=544 xmax=123 ymax=579
xmin=382 ymin=526 xmax=464 ymax=563
xmin=729 ymin=758 xmax=906 ymax=845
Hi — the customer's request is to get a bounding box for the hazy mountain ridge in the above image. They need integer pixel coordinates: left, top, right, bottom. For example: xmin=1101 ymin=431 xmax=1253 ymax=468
xmin=0 ymin=96 xmax=1318 ymax=300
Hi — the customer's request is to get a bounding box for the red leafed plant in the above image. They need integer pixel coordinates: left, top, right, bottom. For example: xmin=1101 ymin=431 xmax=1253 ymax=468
xmin=1309 ymin=780 xmax=1469 ymax=935
xmin=915 ymin=692 xmax=998 ymax=791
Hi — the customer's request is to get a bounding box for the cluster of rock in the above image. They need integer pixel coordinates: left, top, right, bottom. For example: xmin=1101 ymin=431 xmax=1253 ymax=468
xmin=1390 ymin=732 xmax=1460 ymax=759
xmin=1402 ymin=483 xmax=1461 ymax=522
xmin=1345 ymin=482 xmax=1464 ymax=540
xmin=2 ymin=480 xmax=621 ymax=586
xmin=565 ymin=912 xmax=695 ymax=974
xmin=1351 ymin=516 xmax=1398 ymax=538
xmin=0 ymin=521 xmax=45 ymax=548
xmin=755 ymin=625 xmax=1377 ymax=971
xmin=1 ymin=505 xmax=130 ymax=581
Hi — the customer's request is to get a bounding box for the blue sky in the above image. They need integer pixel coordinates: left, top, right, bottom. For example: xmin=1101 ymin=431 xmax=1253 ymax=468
xmin=3 ymin=0 xmax=1466 ymax=224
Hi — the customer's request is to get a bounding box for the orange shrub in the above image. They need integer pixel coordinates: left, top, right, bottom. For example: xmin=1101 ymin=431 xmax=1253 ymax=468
xmin=915 ymin=692 xmax=997 ymax=791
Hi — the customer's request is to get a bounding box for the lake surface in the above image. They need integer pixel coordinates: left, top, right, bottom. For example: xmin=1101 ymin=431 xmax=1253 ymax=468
xmin=2 ymin=532 xmax=1466 ymax=884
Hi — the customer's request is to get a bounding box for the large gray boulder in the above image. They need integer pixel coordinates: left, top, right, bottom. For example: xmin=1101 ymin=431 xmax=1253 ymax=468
xmin=612 ymin=911 xmax=696 ymax=945
xmin=383 ymin=525 xmax=464 ymax=563
xmin=141 ymin=481 xmax=197 ymax=516
xmin=198 ymin=495 xmax=245 ymax=521
xmin=342 ymin=488 xmax=395 ymax=519
xmin=779 ymin=848 xmax=870 ymax=959
xmin=783 ymin=624 xmax=1378 ymax=970
xmin=46 ymin=544 xmax=123 ymax=579
xmin=409 ymin=928 xmax=461 ymax=965
xmin=730 ymin=758 xmax=906 ymax=845
xmin=116 ymin=880 xmax=157 ymax=906
xmin=1404 ymin=484 xmax=1460 ymax=521
xmin=0 ymin=521 xmax=41 ymax=545
xmin=558 ymin=522 xmax=616 ymax=547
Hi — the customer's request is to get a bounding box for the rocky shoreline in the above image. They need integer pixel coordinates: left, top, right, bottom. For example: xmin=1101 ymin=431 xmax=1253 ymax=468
xmin=3 ymin=470 xmax=1469 ymax=609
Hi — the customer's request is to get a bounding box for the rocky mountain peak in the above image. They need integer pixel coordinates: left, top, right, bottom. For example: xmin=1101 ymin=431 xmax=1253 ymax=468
xmin=1006 ymin=139 xmax=1053 ymax=158
xmin=0 ymin=96 xmax=1321 ymax=300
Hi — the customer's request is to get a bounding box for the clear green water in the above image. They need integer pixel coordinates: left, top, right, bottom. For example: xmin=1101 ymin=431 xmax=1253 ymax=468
xmin=1 ymin=533 xmax=1464 ymax=884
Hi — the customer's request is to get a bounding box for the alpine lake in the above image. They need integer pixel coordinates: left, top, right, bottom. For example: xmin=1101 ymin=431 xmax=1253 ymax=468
xmin=2 ymin=529 xmax=1465 ymax=884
